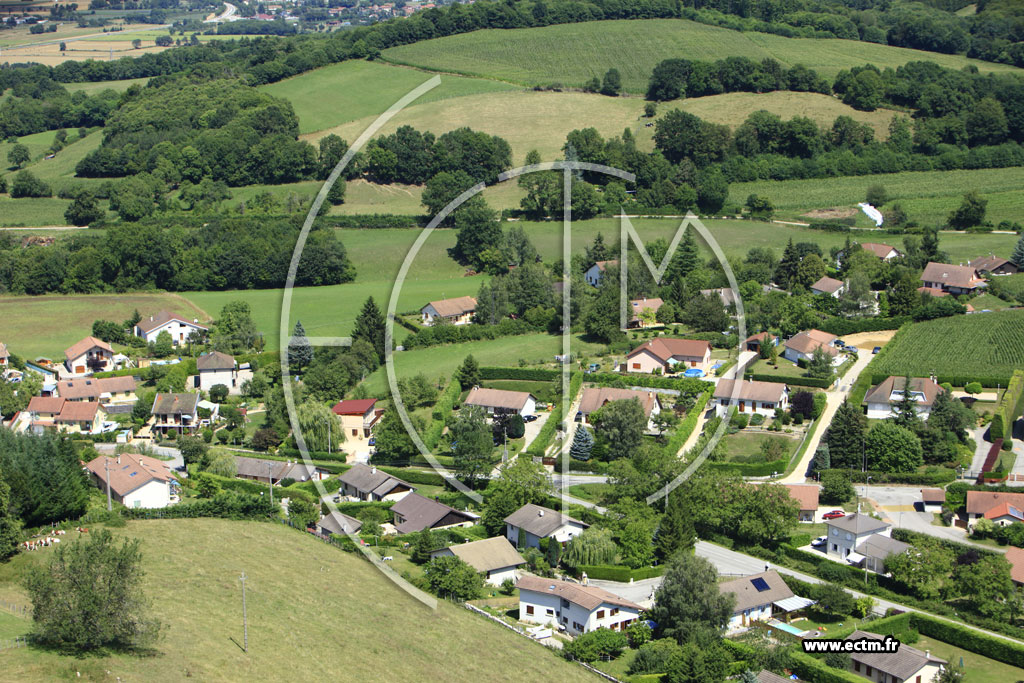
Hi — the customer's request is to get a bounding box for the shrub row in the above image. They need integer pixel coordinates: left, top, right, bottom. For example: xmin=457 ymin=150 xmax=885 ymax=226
xmin=587 ymin=372 xmax=712 ymax=395
xmin=789 ymin=651 xmax=866 ymax=683
xmin=317 ymin=214 xmax=422 ymax=229
xmin=424 ymin=375 xmax=462 ymax=449
xmin=990 ymin=369 xmax=1024 ymax=440
xmin=912 ymin=613 xmax=1024 ymax=668
xmin=567 ymin=459 xmax=610 ymax=474
xmin=403 ymin=318 xmax=540 ymax=349
xmin=869 ymin=373 xmax=1011 ymax=389
xmin=662 ymin=389 xmax=713 ymax=457
xmin=890 ymin=529 xmax=997 ymax=559
xmin=528 ymin=371 xmax=583 ymax=457
xmin=746 ymin=373 xmax=833 ymax=389
xmin=818 ymin=316 xmax=909 ymax=337
xmin=834 ymin=468 xmax=956 ymax=485
xmin=121 ymin=491 xmax=276 ymax=519
xmin=479 ymin=367 xmax=560 ymax=381
xmin=395 ymin=316 xmax=420 ymax=335
xmin=573 ymin=564 xmax=664 ymax=582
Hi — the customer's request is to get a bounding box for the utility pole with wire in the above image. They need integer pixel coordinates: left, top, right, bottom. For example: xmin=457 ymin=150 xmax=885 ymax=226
xmin=105 ymin=457 xmax=112 ymax=511
xmin=266 ymin=463 xmax=273 ymax=506
xmin=239 ymin=572 xmax=248 ymax=653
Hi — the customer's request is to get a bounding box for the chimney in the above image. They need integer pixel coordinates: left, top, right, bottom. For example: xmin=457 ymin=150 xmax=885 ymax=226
xmin=116 ymin=455 xmax=120 ymax=464
xmin=371 ymin=466 xmax=376 ymax=475
xmin=926 ymin=650 xmax=930 ymax=658
xmin=149 ymin=316 xmax=154 ymax=322
xmin=538 ymin=509 xmax=544 ymax=517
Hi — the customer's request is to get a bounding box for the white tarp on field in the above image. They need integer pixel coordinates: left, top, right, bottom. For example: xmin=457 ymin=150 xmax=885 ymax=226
xmin=858 ymin=202 xmax=884 ymax=227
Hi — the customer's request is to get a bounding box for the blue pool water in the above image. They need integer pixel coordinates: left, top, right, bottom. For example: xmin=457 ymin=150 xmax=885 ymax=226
xmin=769 ymin=620 xmax=806 ymax=637
xmin=684 ymin=368 xmax=705 ymax=378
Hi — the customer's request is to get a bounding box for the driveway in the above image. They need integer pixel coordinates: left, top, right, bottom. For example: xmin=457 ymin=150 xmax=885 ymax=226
xmin=522 ymin=411 xmax=550 ymax=451
xmin=862 ymin=485 xmax=1004 ymax=552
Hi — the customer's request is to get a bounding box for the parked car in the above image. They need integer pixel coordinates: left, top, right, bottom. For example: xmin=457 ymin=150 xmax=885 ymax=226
xmin=811 ymin=536 xmax=827 ymax=547
xmin=574 ymin=411 xmax=583 ymax=422
xmin=834 ymin=339 xmax=846 ymax=348
xmin=524 ymin=414 xmax=539 ymax=422
xmin=822 ymin=510 xmax=846 ymax=520
xmin=368 ymin=437 xmax=376 ymax=446
xmin=846 ymin=346 xmax=859 ymax=354
xmin=872 ymin=346 xmax=881 ymax=354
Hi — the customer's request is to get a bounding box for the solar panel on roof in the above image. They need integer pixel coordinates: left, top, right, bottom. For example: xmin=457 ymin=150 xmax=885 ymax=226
xmin=1010 ymin=506 xmax=1022 ymax=518
xmin=751 ymin=577 xmax=770 ymax=592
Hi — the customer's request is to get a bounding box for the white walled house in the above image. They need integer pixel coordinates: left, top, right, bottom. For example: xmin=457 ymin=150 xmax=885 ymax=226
xmin=196 ymin=351 xmax=238 ymax=393
xmin=625 ymin=338 xmax=713 ymax=374
xmin=825 ymin=514 xmax=890 ymax=561
xmin=720 ymin=571 xmax=812 ymax=634
xmin=920 ymin=261 xmax=985 ymax=295
xmin=64 ymin=337 xmax=114 ymax=376
xmin=430 ymin=536 xmax=525 ymax=586
xmin=134 ymin=310 xmax=208 ymax=345
xmin=338 ymin=463 xmax=412 ymax=502
xmin=464 ymin=387 xmax=536 ymax=417
xmin=810 ymin=276 xmax=845 ymax=298
xmin=846 ymin=630 xmax=946 ymax=683
xmin=713 ymin=379 xmax=788 ymax=418
xmin=584 ymin=260 xmax=617 ymax=287
xmin=863 ymin=376 xmax=943 ymax=420
xmin=505 ymin=504 xmax=587 ymax=549
xmin=782 ymin=329 xmax=842 ymax=366
xmin=577 ymin=387 xmax=661 ymax=432
xmin=420 ymin=296 xmax=477 ymax=326
xmin=858 ymin=242 xmax=903 ymax=261
xmin=516 ymin=576 xmax=642 ymax=635
xmin=85 ymin=453 xmax=176 ymax=509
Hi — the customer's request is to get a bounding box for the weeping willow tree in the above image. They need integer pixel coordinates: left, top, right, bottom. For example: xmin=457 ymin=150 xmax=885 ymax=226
xmin=296 ymin=399 xmax=343 ymax=452
xmin=562 ymin=527 xmax=618 ymax=568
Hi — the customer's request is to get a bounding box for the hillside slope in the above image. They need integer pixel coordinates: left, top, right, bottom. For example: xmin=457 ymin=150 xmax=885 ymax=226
xmin=0 ymin=519 xmax=595 ymax=682
xmin=381 ymin=18 xmax=1023 ymax=92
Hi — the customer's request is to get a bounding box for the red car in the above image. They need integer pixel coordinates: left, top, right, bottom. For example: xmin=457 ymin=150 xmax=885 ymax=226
xmin=822 ymin=510 xmax=846 ymax=520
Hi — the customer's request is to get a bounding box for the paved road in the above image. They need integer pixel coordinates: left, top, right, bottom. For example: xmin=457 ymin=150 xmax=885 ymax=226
xmin=780 ymin=349 xmax=873 ymax=483
xmin=969 ymin=424 xmax=993 ymax=475
xmin=552 ymin=473 xmax=608 ymax=514
xmin=862 ymin=485 xmax=1004 ymax=552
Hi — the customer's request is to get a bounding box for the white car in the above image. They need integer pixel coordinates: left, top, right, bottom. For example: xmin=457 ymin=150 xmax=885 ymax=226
xmin=811 ymin=536 xmax=827 ymax=548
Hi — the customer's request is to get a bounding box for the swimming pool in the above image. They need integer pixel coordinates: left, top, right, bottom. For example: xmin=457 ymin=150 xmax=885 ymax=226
xmin=768 ymin=619 xmax=806 ymax=637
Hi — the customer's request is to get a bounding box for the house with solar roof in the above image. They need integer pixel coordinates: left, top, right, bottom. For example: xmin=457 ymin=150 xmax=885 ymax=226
xmin=719 ymin=570 xmax=815 ymax=634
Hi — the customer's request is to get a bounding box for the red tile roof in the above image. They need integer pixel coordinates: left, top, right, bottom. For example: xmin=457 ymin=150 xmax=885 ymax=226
xmin=64 ymin=337 xmax=112 ymax=362
xmin=332 ymin=398 xmax=378 ymax=415
xmin=626 ymin=338 xmax=712 ymax=362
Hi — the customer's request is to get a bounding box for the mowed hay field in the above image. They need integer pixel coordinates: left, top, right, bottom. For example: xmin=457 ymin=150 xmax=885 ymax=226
xmin=729 ymin=166 xmax=1024 ymax=225
xmin=0 ymin=519 xmax=595 ymax=682
xmin=0 ymin=292 xmax=208 ymax=358
xmin=306 ymin=89 xmax=653 ymax=165
xmin=260 ymin=61 xmax=519 ymax=135
xmin=870 ymin=310 xmax=1024 ymax=381
xmin=381 ymin=18 xmax=1024 ymax=93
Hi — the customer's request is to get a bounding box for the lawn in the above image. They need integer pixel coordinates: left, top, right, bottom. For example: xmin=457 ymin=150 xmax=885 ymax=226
xmin=64 ymin=77 xmax=150 ymax=95
xmin=966 ymin=293 xmax=1015 ymax=311
xmin=914 ymin=634 xmax=1023 ymax=682
xmin=749 ymin=357 xmax=808 ymax=380
xmin=0 ymin=518 xmax=594 ymax=682
xmin=305 ymin=89 xmax=655 ymax=166
xmin=729 ymin=166 xmax=1024 ymax=226
xmin=722 ymin=430 xmax=800 ymax=463
xmin=380 ymin=18 xmax=1022 ymax=93
xmin=567 ymin=482 xmax=613 ymax=503
xmin=358 ymin=333 xmax=607 ymax=394
xmin=0 ymin=292 xmax=209 ymax=359
xmin=260 ymin=60 xmax=519 ymax=135
xmin=869 ymin=309 xmax=1024 ymax=382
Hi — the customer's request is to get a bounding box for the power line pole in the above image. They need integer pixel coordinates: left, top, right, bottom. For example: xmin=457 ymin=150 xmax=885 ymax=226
xmin=105 ymin=457 xmax=112 ymax=511
xmin=266 ymin=463 xmax=273 ymax=506
xmin=327 ymin=416 xmax=331 ymax=454
xmin=239 ymin=572 xmax=248 ymax=653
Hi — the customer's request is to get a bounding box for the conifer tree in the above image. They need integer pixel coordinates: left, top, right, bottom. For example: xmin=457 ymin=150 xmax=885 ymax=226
xmin=824 ymin=400 xmax=867 ymax=470
xmin=1011 ymin=233 xmax=1024 ymax=269
xmin=569 ymin=426 xmax=594 ymax=460
xmin=352 ymin=296 xmax=386 ymax=363
xmin=287 ymin=320 xmax=313 ymax=370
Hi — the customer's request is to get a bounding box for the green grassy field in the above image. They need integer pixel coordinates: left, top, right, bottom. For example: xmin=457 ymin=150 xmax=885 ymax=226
xmin=0 ymin=519 xmax=594 ymax=682
xmin=381 ymin=18 xmax=1023 ymax=93
xmin=870 ymin=309 xmax=1024 ymax=381
xmin=914 ymin=635 xmax=1021 ymax=682
xmin=723 ymin=430 xmax=800 ymax=462
xmin=65 ymin=76 xmax=150 ymax=95
xmin=261 ymin=61 xmax=519 ymax=135
xmin=966 ymin=293 xmax=1014 ymax=311
xmin=0 ymin=292 xmax=208 ymax=359
xmin=358 ymin=332 xmax=606 ymax=394
xmin=730 ymin=166 xmax=1024 ymax=226
xmin=306 ymin=89 xmax=654 ymax=166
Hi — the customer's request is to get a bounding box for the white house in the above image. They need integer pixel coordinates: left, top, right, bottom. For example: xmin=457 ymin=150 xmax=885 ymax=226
xmin=577 ymin=387 xmax=661 ymax=432
xmin=464 ymin=387 xmax=536 ymax=417
xmin=863 ymin=376 xmax=943 ymax=420
xmin=338 ymin=464 xmax=412 ymax=502
xmin=430 ymin=536 xmax=526 ymax=586
xmin=85 ymin=453 xmax=176 ymax=509
xmin=584 ymin=260 xmax=618 ymax=287
xmin=856 ymin=535 xmax=910 ymax=574
xmin=390 ymin=493 xmax=477 ymax=534
xmin=720 ymin=571 xmax=813 ymax=634
xmin=782 ymin=329 xmax=842 ymax=365
xmin=825 ymin=513 xmax=890 ymax=562
xmin=919 ymin=261 xmax=985 ymax=295
xmin=810 ymin=276 xmax=845 ymax=298
xmin=516 ymin=575 xmax=642 ymax=635
xmin=713 ymin=379 xmax=788 ymax=418
xmin=625 ymin=338 xmax=713 ymax=374
xmin=0 ymin=342 xmax=8 ymax=368
xmin=134 ymin=310 xmax=208 ymax=345
xmin=505 ymin=503 xmax=587 ymax=549
xmin=420 ymin=296 xmax=477 ymax=326
xmin=845 ymin=630 xmax=946 ymax=683
xmin=628 ymin=298 xmax=664 ymax=328
xmin=858 ymin=242 xmax=903 ymax=261
xmin=64 ymin=337 xmax=114 ymax=376
xmin=150 ymin=392 xmax=200 ymax=435
xmin=196 ymin=351 xmax=238 ymax=393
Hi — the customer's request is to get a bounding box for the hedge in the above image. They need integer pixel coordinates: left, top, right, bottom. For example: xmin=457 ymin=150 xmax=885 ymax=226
xmin=269 ymin=448 xmax=348 ymax=463
xmin=403 ymin=318 xmax=539 ymax=349
xmin=317 ymin=214 xmax=423 ymax=229
xmin=990 ymin=369 xmax=1024 ymax=440
xmin=870 ymin=373 xmax=1011 ymax=389
xmin=567 ymin=459 xmax=610 ymax=474
xmin=891 ymin=529 xmax=999 ymax=559
xmin=375 ymin=466 xmax=446 ymax=487
xmin=661 ymin=389 xmax=713 ymax=457
xmin=588 ymin=372 xmax=712 ymax=396
xmin=746 ymin=373 xmax=833 ymax=388
xmin=121 ymin=491 xmax=276 ymax=519
xmin=425 ymin=374 xmax=462 ymax=449
xmin=197 ymin=471 xmax=317 ymax=503
xmin=480 ymin=367 xmax=560 ymax=381
xmin=789 ymin=651 xmax=866 ymax=683
xmin=911 ymin=613 xmax=1024 ymax=668
xmin=818 ymin=316 xmax=908 ymax=336
xmin=573 ymin=564 xmax=664 ymax=582
xmin=528 ymin=371 xmax=583 ymax=456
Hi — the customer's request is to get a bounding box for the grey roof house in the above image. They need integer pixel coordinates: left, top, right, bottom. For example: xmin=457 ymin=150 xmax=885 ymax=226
xmin=338 ymin=463 xmax=413 ymax=502
xmin=389 ymin=493 xmax=476 ymax=534
xmin=504 ymin=503 xmax=588 ymax=549
xmin=845 ymin=630 xmax=946 ymax=683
